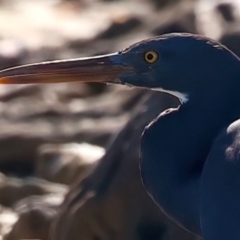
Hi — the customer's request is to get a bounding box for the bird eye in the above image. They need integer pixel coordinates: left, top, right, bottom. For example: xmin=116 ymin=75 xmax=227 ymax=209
xmin=144 ymin=51 xmax=159 ymax=64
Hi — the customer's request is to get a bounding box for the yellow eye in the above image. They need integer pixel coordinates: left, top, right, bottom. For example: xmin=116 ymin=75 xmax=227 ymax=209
xmin=144 ymin=51 xmax=159 ymax=64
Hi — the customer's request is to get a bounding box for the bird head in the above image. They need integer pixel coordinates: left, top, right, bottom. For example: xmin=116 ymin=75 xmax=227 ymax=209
xmin=0 ymin=33 xmax=239 ymax=103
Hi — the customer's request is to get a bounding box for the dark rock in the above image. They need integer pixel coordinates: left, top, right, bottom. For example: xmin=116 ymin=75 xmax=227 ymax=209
xmin=152 ymin=22 xmax=190 ymax=36
xmin=148 ymin=0 xmax=183 ymax=9
xmin=219 ymin=32 xmax=240 ymax=58
xmin=152 ymin=2 xmax=196 ymax=36
xmin=0 ymin=85 xmax=41 ymax=102
xmin=216 ymin=3 xmax=235 ymax=22
xmin=98 ymin=16 xmax=142 ymax=39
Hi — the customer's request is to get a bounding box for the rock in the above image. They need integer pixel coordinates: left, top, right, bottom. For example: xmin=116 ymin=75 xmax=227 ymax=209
xmin=195 ymin=0 xmax=240 ymax=40
xmin=195 ymin=0 xmax=223 ymax=40
xmin=216 ymin=2 xmax=235 ymax=22
xmin=148 ymin=0 xmax=186 ymax=9
xmin=0 ymin=39 xmax=27 ymax=69
xmin=4 ymin=194 xmax=64 ymax=240
xmin=0 ymin=176 xmax=67 ymax=207
xmin=152 ymin=22 xmax=190 ymax=35
xmin=0 ymin=0 xmax=153 ymax=63
xmin=36 ymin=143 xmax=105 ymax=185
xmin=98 ymin=16 xmax=142 ymax=39
xmin=219 ymin=32 xmax=240 ymax=58
xmin=151 ymin=1 xmax=196 ymax=36
xmin=195 ymin=0 xmax=240 ymax=61
xmin=0 ymin=206 xmax=17 ymax=239
xmin=51 ymin=91 xmax=199 ymax=240
xmin=0 ymin=84 xmax=143 ymax=176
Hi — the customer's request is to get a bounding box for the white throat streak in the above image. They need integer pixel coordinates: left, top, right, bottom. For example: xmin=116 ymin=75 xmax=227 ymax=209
xmin=153 ymin=88 xmax=189 ymax=104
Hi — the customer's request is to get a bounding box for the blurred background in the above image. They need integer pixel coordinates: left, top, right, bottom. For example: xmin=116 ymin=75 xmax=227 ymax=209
xmin=0 ymin=0 xmax=238 ymax=239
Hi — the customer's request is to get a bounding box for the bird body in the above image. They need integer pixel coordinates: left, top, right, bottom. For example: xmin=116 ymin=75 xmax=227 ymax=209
xmin=1 ymin=33 xmax=240 ymax=239
xmin=141 ymin=96 xmax=240 ymax=237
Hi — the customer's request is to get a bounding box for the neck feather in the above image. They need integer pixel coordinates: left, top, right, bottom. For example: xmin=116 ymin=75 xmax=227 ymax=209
xmin=140 ymin=86 xmax=240 ymax=235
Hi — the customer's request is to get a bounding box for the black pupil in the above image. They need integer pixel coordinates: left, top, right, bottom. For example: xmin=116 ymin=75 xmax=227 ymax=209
xmin=147 ymin=53 xmax=154 ymax=60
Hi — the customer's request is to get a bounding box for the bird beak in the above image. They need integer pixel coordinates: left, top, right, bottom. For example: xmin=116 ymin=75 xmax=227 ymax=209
xmin=0 ymin=53 xmax=133 ymax=85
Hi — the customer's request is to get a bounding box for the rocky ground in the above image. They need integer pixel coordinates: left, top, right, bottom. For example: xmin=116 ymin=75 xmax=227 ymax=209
xmin=0 ymin=0 xmax=239 ymax=239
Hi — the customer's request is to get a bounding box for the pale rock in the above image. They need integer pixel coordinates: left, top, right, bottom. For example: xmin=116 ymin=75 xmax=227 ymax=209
xmin=36 ymin=143 xmax=105 ymax=185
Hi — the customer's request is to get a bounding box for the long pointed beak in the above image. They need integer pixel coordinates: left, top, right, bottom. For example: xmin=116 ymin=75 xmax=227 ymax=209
xmin=0 ymin=53 xmax=133 ymax=84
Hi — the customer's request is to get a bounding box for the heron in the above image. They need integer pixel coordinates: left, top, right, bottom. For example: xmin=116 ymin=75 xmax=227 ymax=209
xmin=0 ymin=33 xmax=239 ymax=240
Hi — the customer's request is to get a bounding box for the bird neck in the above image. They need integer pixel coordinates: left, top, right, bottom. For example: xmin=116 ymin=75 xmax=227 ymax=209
xmin=140 ymin=83 xmax=240 ymax=235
